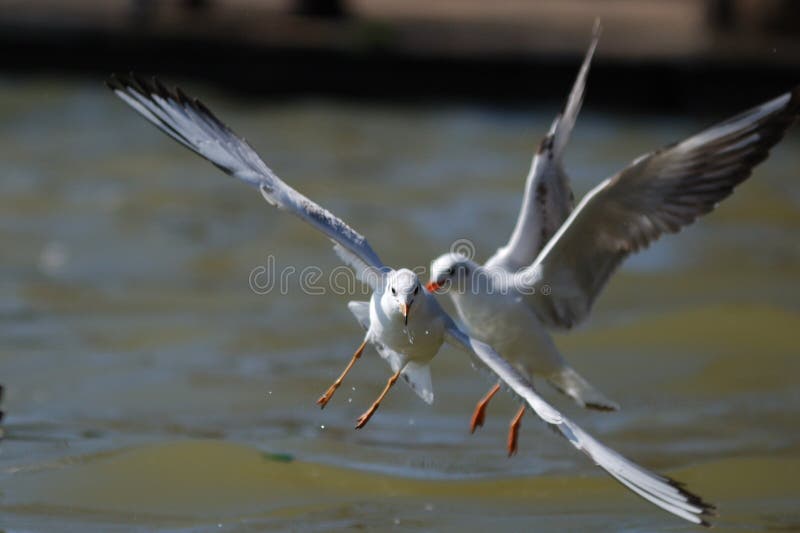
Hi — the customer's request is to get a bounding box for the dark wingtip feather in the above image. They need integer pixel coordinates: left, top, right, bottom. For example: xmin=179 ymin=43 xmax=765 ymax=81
xmin=600 ymin=462 xmax=717 ymax=526
xmin=105 ymin=73 xmax=122 ymax=91
xmin=152 ymin=77 xmax=171 ymax=99
xmin=129 ymin=72 xmax=150 ymax=97
xmin=789 ymin=84 xmax=800 ymax=108
xmin=665 ymin=476 xmax=717 ymax=516
xmin=584 ymin=401 xmax=618 ymax=412
xmin=175 ymin=86 xmax=194 ymax=107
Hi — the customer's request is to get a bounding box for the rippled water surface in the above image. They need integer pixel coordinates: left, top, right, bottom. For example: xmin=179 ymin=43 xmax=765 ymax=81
xmin=1 ymin=77 xmax=799 ymax=531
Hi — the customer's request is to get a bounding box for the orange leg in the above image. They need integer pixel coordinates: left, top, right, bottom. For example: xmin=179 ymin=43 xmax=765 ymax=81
xmin=355 ymin=368 xmax=401 ymax=429
xmin=317 ymin=339 xmax=367 ymax=409
xmin=470 ymin=383 xmax=501 ymax=433
xmin=507 ymin=405 xmax=526 ymax=457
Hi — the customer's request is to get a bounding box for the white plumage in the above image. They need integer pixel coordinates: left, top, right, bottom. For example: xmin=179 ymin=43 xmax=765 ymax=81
xmin=109 ymin=72 xmax=721 ymax=525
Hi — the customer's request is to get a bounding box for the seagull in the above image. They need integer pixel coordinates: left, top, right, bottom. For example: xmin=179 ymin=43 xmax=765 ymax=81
xmin=426 ymin=25 xmax=614 ymax=458
xmin=109 ymin=74 xmax=716 ymax=526
xmin=427 ymin=56 xmax=799 ymax=454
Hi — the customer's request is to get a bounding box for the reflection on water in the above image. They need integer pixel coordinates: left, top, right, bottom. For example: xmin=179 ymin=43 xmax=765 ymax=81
xmin=0 ymin=77 xmax=798 ymax=531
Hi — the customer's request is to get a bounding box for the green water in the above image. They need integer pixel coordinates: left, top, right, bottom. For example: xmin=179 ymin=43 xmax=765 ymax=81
xmin=0 ymin=77 xmax=799 ymax=531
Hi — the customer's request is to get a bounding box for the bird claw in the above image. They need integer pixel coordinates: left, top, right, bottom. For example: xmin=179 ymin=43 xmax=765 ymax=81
xmin=470 ymin=383 xmax=500 ymax=433
xmin=507 ymin=433 xmax=519 ymax=457
xmin=316 ymin=386 xmax=336 ymax=409
xmin=355 ymin=412 xmax=370 ymax=429
xmin=470 ymin=406 xmax=487 ymax=433
xmin=316 ymin=394 xmax=331 ymax=409
xmin=507 ymin=405 xmax=525 ymax=457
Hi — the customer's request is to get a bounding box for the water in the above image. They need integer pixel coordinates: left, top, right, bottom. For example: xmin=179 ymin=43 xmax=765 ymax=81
xmin=1 ymin=77 xmax=799 ymax=531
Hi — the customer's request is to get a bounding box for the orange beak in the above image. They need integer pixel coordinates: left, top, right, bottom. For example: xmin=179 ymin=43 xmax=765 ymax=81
xmin=399 ymin=302 xmax=410 ymax=325
xmin=426 ymin=281 xmax=441 ymax=292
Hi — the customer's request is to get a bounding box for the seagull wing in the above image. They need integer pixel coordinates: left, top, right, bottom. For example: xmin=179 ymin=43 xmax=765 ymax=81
xmin=486 ymin=22 xmax=599 ymax=271
xmin=521 ymin=87 xmax=799 ymax=328
xmin=107 ymin=74 xmax=387 ymax=289
xmin=442 ymin=319 xmax=714 ymax=526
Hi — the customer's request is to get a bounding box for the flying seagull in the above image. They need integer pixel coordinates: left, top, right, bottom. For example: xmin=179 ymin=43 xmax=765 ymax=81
xmin=427 ymin=23 xmax=613 ymax=458
xmin=427 ymin=59 xmax=799 ymax=454
xmin=109 ymin=74 xmax=717 ymax=525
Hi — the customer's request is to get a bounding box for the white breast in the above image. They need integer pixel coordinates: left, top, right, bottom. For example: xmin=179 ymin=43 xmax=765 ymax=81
xmin=450 ymin=287 xmax=561 ymax=374
xmin=369 ymin=294 xmax=444 ymax=367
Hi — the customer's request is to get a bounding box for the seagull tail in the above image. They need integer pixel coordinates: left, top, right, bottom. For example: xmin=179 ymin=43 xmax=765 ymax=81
xmin=547 ymin=366 xmax=619 ymax=411
xmin=401 ymin=362 xmax=435 ymax=405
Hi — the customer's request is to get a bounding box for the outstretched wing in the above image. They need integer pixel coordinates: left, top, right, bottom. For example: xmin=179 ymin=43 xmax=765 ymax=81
xmin=107 ymin=74 xmax=387 ymax=289
xmin=523 ymin=87 xmax=800 ymax=328
xmin=486 ymin=22 xmax=599 ymax=271
xmin=442 ymin=321 xmax=714 ymax=526
xmin=551 ymin=18 xmax=601 ymax=161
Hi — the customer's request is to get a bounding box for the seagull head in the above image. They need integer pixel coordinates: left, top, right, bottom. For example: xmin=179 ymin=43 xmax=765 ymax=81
xmin=427 ymin=253 xmax=476 ymax=293
xmin=385 ymin=269 xmax=422 ymax=326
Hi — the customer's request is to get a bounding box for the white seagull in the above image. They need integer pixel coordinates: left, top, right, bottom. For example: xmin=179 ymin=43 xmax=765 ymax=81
xmin=427 ymin=58 xmax=799 ymax=453
xmin=426 ymin=25 xmax=613 ymax=457
xmin=109 ymin=74 xmax=716 ymax=525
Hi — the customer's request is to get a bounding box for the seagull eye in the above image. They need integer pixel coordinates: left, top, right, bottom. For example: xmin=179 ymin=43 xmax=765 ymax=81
xmin=446 ymin=267 xmax=454 ymax=276
xmin=391 ymin=287 xmax=396 ymax=296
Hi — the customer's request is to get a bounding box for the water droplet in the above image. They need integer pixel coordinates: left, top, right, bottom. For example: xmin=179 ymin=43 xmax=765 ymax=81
xmin=393 ymin=518 xmax=401 ymax=525
xmin=408 ymin=418 xmax=415 ymax=426
xmin=351 ymin=386 xmax=356 ymax=391
xmin=347 ymin=397 xmax=352 ymax=403
xmin=424 ymin=329 xmax=430 ymax=335
xmin=320 ymin=424 xmax=326 ymax=430
xmin=39 ymin=241 xmax=69 ymax=276
xmin=424 ymin=503 xmax=434 ymax=512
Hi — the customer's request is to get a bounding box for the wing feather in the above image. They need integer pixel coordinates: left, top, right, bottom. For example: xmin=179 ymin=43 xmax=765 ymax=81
xmin=108 ymin=74 xmax=386 ymax=288
xmin=486 ymin=22 xmax=599 ymax=271
xmin=522 ymin=87 xmax=799 ymax=328
xmin=443 ymin=322 xmax=714 ymax=526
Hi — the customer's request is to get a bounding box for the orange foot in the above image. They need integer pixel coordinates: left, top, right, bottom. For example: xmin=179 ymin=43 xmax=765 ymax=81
xmin=355 ymin=410 xmax=372 ymax=429
xmin=470 ymin=383 xmax=501 ymax=433
xmin=507 ymin=405 xmax=526 ymax=457
xmin=316 ymin=339 xmax=367 ymax=409
xmin=316 ymin=387 xmax=336 ymax=409
xmin=355 ymin=369 xmax=400 ymax=429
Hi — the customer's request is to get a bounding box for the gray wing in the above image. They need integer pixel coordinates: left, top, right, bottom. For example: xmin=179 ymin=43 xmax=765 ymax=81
xmin=107 ymin=74 xmax=387 ymax=289
xmin=523 ymin=87 xmax=800 ymax=329
xmin=551 ymin=18 xmax=601 ymax=159
xmin=442 ymin=322 xmax=714 ymax=526
xmin=486 ymin=22 xmax=599 ymax=271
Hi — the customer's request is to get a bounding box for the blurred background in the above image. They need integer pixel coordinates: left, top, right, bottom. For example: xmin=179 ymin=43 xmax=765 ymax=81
xmin=2 ymin=0 xmax=800 ymax=106
xmin=0 ymin=1 xmax=799 ymax=531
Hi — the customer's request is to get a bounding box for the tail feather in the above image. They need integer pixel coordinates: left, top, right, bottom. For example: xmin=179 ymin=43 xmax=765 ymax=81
xmin=547 ymin=366 xmax=619 ymax=411
xmin=401 ymin=362 xmax=434 ymax=405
